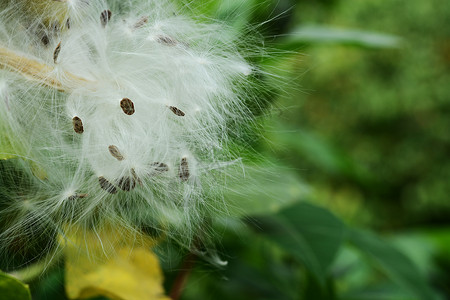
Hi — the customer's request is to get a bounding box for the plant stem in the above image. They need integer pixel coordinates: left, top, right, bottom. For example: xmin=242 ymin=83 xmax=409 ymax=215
xmin=0 ymin=45 xmax=93 ymax=92
xmin=169 ymin=252 xmax=196 ymax=300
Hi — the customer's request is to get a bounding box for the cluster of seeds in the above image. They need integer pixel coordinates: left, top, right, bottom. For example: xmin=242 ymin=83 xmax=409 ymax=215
xmin=46 ymin=8 xmax=197 ymax=199
xmin=0 ymin=0 xmax=255 ymax=252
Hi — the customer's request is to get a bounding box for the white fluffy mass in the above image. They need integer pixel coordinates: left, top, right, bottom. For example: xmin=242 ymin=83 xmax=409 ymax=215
xmin=0 ymin=0 xmax=257 ymax=262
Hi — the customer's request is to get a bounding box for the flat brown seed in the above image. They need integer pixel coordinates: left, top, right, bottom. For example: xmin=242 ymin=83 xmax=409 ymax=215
xmin=99 ymin=176 xmax=117 ymax=194
xmin=156 ymin=35 xmax=177 ymax=46
xmin=100 ymin=9 xmax=112 ymax=27
xmin=72 ymin=116 xmax=84 ymax=134
xmin=151 ymin=162 xmax=169 ymax=173
xmin=53 ymin=41 xmax=61 ymax=63
xmin=108 ymin=145 xmax=124 ymax=161
xmin=178 ymin=157 xmax=189 ymax=181
xmin=41 ymin=34 xmax=50 ymax=46
xmin=117 ymin=176 xmax=136 ymax=191
xmin=120 ymin=98 xmax=135 ymax=115
xmin=169 ymin=106 xmax=185 ymax=116
xmin=68 ymin=193 xmax=88 ymax=201
xmin=133 ymin=16 xmax=148 ymax=29
xmin=66 ymin=18 xmax=71 ymax=29
xmin=131 ymin=168 xmax=142 ymax=185
xmin=51 ymin=21 xmax=60 ymax=33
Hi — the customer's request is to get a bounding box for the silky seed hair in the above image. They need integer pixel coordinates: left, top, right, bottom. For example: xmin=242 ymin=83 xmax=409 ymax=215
xmin=0 ymin=0 xmax=263 ymax=260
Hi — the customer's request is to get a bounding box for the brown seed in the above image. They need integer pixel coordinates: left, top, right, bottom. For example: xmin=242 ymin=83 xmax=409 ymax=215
xmin=169 ymin=106 xmax=185 ymax=116
xmin=53 ymin=41 xmax=61 ymax=63
xmin=117 ymin=176 xmax=136 ymax=191
xmin=51 ymin=21 xmax=60 ymax=33
xmin=150 ymin=162 xmax=169 ymax=173
xmin=156 ymin=35 xmax=177 ymax=46
xmin=120 ymin=98 xmax=135 ymax=115
xmin=98 ymin=176 xmax=117 ymax=194
xmin=133 ymin=16 xmax=148 ymax=29
xmin=72 ymin=116 xmax=84 ymax=134
xmin=41 ymin=34 xmax=50 ymax=46
xmin=131 ymin=168 xmax=142 ymax=185
xmin=66 ymin=18 xmax=71 ymax=30
xmin=68 ymin=193 xmax=88 ymax=201
xmin=100 ymin=9 xmax=112 ymax=27
xmin=108 ymin=145 xmax=124 ymax=161
xmin=178 ymin=157 xmax=189 ymax=181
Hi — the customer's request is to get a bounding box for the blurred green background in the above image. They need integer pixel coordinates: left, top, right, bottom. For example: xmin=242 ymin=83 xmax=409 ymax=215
xmin=3 ymin=0 xmax=449 ymax=299
xmin=177 ymin=0 xmax=450 ymax=299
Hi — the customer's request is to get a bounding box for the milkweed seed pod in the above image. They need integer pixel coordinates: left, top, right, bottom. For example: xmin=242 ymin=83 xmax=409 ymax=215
xmin=0 ymin=0 xmax=259 ymax=264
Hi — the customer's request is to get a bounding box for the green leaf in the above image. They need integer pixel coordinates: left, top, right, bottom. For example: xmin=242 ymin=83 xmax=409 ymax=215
xmin=224 ymin=162 xmax=309 ymax=217
xmin=246 ymin=202 xmax=346 ymax=285
xmin=281 ymin=25 xmax=402 ymax=49
xmin=349 ymin=229 xmax=437 ymax=300
xmin=0 ymin=271 xmax=31 ymax=300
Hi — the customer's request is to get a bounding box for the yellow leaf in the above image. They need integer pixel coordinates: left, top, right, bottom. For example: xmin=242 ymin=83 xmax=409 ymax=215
xmin=64 ymin=225 xmax=170 ymax=300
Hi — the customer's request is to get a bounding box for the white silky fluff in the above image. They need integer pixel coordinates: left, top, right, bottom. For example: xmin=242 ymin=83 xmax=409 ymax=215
xmin=0 ymin=0 xmax=257 ymax=262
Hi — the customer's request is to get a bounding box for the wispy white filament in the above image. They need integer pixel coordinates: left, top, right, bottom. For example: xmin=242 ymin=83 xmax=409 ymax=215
xmin=0 ymin=0 xmax=258 ymax=262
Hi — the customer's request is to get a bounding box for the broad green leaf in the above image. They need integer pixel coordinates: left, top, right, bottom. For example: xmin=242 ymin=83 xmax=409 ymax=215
xmin=349 ymin=229 xmax=437 ymax=300
xmin=246 ymin=202 xmax=346 ymax=284
xmin=63 ymin=225 xmax=169 ymax=300
xmin=281 ymin=25 xmax=402 ymax=49
xmin=0 ymin=271 xmax=31 ymax=300
xmin=224 ymin=162 xmax=309 ymax=217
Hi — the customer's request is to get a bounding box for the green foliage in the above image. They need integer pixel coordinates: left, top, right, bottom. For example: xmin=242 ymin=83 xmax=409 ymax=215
xmin=246 ymin=202 xmax=346 ymax=285
xmin=349 ymin=229 xmax=437 ymax=300
xmin=224 ymin=161 xmax=308 ymax=217
xmin=0 ymin=271 xmax=31 ymax=300
xmin=280 ymin=25 xmax=401 ymax=49
xmin=283 ymin=0 xmax=450 ymax=227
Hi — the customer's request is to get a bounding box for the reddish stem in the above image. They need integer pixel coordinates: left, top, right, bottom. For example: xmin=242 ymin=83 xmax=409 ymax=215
xmin=169 ymin=252 xmax=196 ymax=300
